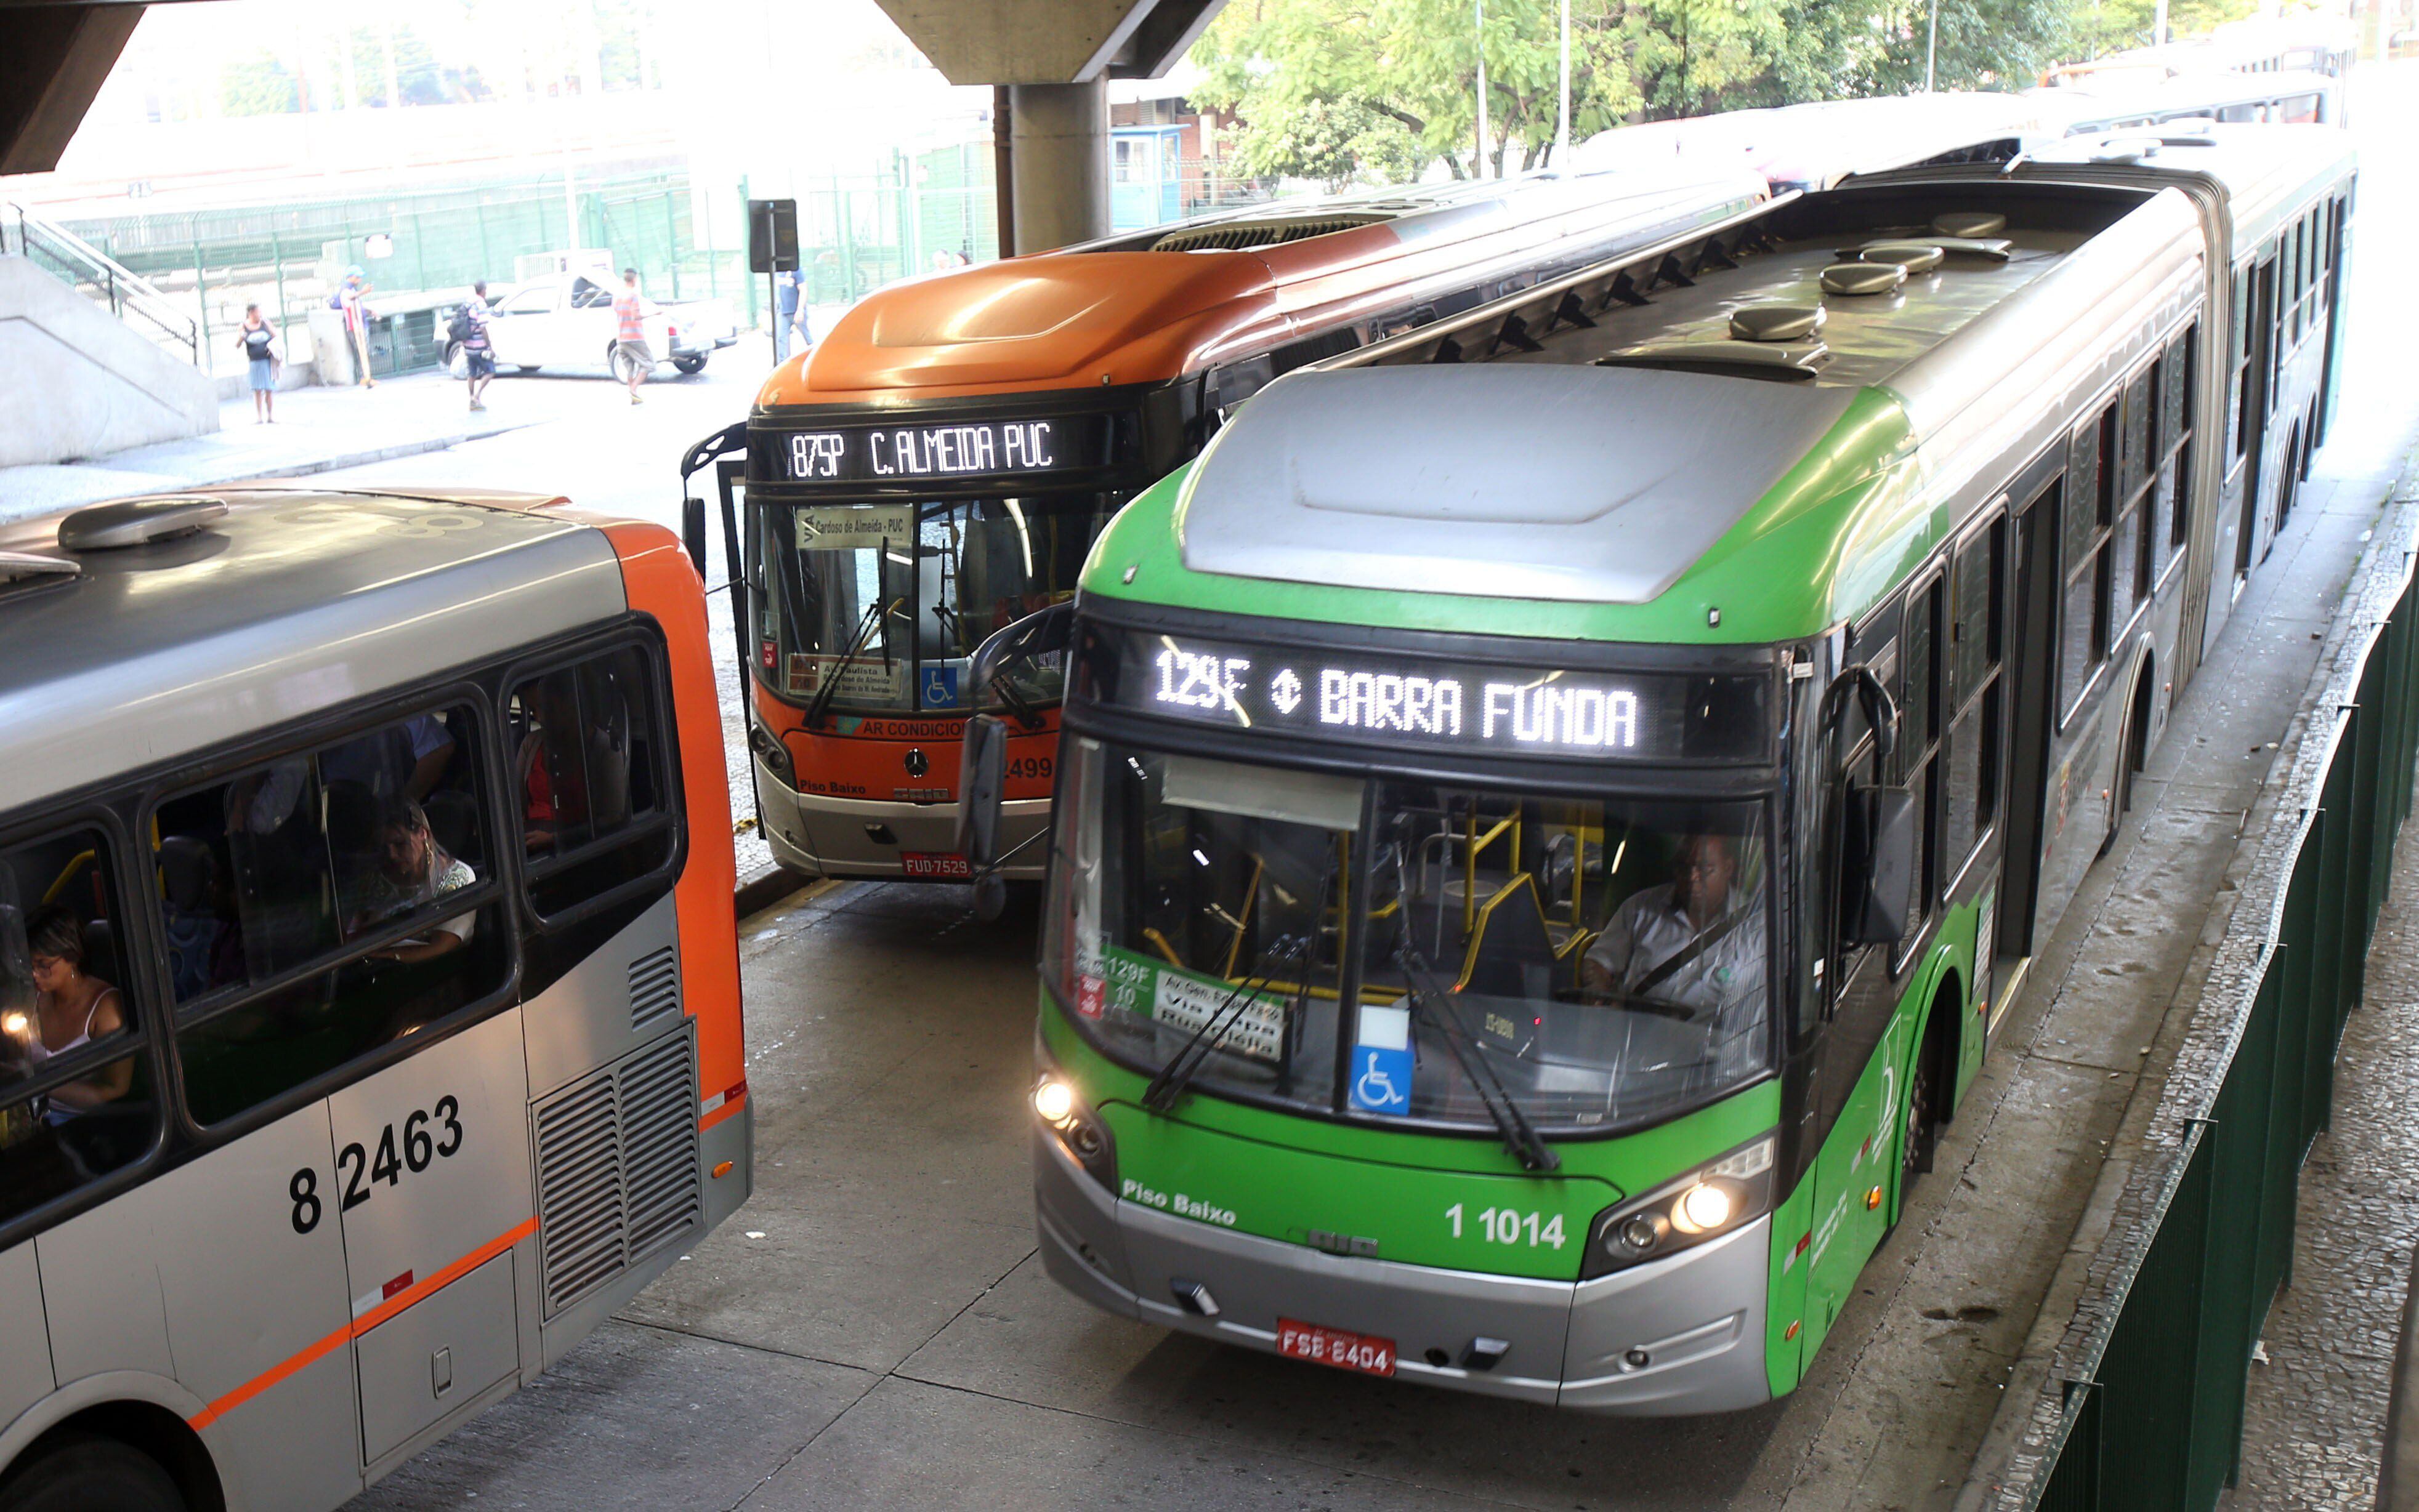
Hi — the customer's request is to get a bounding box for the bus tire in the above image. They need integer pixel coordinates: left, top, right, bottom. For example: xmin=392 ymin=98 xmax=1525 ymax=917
xmin=0 ymin=1436 xmax=186 ymax=1512
xmin=1902 ymin=986 xmax=1955 ymax=1186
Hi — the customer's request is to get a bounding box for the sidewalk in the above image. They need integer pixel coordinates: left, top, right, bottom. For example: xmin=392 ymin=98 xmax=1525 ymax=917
xmin=0 ymin=371 xmax=551 ymax=523
xmin=2221 ymin=470 xmax=2419 ymax=1512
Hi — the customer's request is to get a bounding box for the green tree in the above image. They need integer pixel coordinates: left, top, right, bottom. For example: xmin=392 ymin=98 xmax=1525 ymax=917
xmin=1192 ymin=0 xmax=2083 ymax=184
xmin=219 ymin=50 xmax=301 ymax=116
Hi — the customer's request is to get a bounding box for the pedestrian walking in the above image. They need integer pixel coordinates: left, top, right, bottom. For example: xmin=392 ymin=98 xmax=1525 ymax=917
xmin=453 ymin=281 xmax=496 ymax=412
xmin=335 ymin=267 xmax=376 ymax=388
xmin=236 ymin=304 xmax=279 ymax=424
xmin=612 ymin=267 xmax=652 ymax=405
xmin=773 ymin=265 xmax=802 ymax=363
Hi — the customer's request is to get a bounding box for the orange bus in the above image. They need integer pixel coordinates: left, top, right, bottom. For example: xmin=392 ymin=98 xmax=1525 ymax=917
xmin=684 ymin=169 xmax=1769 ymax=891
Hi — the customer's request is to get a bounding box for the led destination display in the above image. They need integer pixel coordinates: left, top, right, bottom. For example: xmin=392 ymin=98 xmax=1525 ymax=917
xmin=1100 ymin=630 xmax=1770 ymax=763
xmin=770 ymin=412 xmax=1122 ymax=484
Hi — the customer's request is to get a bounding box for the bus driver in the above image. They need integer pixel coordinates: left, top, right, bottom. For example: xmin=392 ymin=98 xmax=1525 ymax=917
xmin=1579 ymin=834 xmax=1766 ymax=1057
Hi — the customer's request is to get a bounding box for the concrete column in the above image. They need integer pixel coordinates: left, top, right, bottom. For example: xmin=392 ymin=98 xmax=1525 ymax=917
xmin=1006 ymin=79 xmax=1110 ymax=254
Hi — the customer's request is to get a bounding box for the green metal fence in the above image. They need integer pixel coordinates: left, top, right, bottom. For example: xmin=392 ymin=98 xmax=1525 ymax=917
xmin=1995 ymin=502 xmax=2419 ymax=1510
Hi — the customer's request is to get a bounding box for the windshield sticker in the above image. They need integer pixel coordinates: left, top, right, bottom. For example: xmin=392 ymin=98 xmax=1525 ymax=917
xmin=786 ymin=654 xmax=904 ymax=702
xmin=1094 ymin=944 xmax=1286 ymax=1064
xmin=796 ymin=503 xmax=917 ymax=550
xmin=918 ymin=664 xmax=963 ymax=707
xmin=1349 ymin=1003 xmax=1412 ymax=1114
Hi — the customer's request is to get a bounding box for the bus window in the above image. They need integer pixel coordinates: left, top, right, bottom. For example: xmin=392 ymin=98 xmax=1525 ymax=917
xmin=2231 ymin=268 xmax=2252 ymax=463
xmin=507 ymin=645 xmax=676 ymax=920
xmin=2061 ymin=408 xmax=2115 ymax=721
xmin=158 ymin=705 xmax=510 ymax=1125
xmin=1944 ymin=517 xmax=2005 ymax=885
xmin=753 ymin=495 xmax=1113 ymax=714
xmin=1 ymin=827 xmax=155 ymax=1225
xmin=2163 ymin=324 xmax=2197 ymax=558
xmin=1898 ymin=573 xmax=1945 ymax=939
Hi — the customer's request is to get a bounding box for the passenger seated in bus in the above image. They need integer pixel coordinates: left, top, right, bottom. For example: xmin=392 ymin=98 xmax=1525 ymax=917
xmin=322 ymin=713 xmax=456 ymax=805
xmin=1578 ymin=834 xmax=1765 ymax=1043
xmin=22 ymin=906 xmax=131 ymax=1115
xmin=517 ymin=674 xmax=630 ymax=855
xmin=350 ymin=801 xmax=477 ymax=965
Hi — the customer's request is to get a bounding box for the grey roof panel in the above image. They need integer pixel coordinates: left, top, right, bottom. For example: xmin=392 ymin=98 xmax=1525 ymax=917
xmin=0 ymin=489 xmax=628 ymax=809
xmin=1176 ymin=365 xmax=1859 ymax=605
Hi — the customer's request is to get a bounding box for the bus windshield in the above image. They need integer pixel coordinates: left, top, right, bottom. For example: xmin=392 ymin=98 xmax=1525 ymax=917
xmin=1046 ymin=739 xmax=1774 ymax=1136
xmin=750 ymin=493 xmax=1118 ymax=714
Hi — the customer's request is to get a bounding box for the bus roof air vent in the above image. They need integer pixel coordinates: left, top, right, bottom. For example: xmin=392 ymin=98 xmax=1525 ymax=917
xmin=1149 ymin=215 xmax=1389 ymax=253
xmin=1822 ymin=262 xmax=1908 ymax=296
xmin=1729 ymin=304 xmax=1825 ymax=342
xmin=1596 ymin=340 xmax=1830 ymax=382
xmin=58 ymin=496 xmax=229 ymax=551
xmin=1853 ymin=241 xmax=1947 ymax=274
xmin=0 ymin=550 xmax=83 ymax=584
xmin=2088 ymin=137 xmax=2161 ymax=164
xmin=1931 ymin=211 xmax=2006 ymax=238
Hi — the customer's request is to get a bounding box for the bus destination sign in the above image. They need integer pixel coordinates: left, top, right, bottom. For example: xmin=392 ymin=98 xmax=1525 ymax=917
xmin=772 ymin=412 xmax=1120 ymax=484
xmin=1102 ymin=630 xmax=1768 ymax=763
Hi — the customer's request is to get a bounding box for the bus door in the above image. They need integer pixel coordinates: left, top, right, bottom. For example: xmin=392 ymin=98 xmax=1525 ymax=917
xmin=1998 ymin=470 xmax=2064 ymax=975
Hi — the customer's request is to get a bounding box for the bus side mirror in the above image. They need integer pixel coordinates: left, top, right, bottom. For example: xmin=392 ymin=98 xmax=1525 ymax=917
xmin=956 ymin=713 xmax=1008 ymax=869
xmin=1840 ymin=783 xmax=1917 ymax=946
xmin=971 ymin=601 xmax=1075 ymax=691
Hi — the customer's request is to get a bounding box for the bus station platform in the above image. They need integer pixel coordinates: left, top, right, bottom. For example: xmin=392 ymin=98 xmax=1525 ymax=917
xmin=336 ymin=436 xmax=2419 ymax=1510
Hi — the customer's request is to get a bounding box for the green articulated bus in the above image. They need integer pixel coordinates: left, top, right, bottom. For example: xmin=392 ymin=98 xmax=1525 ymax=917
xmin=960 ymin=121 xmax=2355 ymax=1413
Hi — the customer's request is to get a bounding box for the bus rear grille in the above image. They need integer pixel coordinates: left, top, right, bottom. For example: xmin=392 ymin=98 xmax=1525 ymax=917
xmin=534 ymin=1026 xmax=701 ymax=1317
xmin=628 ymin=946 xmax=680 ymax=1031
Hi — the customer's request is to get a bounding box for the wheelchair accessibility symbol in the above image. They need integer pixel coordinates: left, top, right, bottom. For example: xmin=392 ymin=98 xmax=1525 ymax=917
xmin=919 ymin=665 xmax=961 ymax=707
xmin=1349 ymin=1045 xmax=1411 ymax=1114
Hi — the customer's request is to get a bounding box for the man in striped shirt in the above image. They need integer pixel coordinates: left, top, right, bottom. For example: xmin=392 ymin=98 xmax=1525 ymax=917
xmin=612 ymin=267 xmax=653 ymax=406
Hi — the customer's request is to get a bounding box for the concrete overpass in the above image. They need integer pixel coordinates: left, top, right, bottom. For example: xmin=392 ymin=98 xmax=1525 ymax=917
xmin=0 ymin=0 xmax=1229 ymax=252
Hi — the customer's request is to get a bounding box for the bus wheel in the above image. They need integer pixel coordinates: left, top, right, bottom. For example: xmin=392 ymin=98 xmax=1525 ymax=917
xmin=0 ymin=1436 xmax=186 ymax=1512
xmin=1902 ymin=1008 xmax=1947 ymax=1184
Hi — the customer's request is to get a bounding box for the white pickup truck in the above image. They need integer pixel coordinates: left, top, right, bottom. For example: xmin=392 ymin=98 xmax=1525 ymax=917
xmin=446 ymin=270 xmax=738 ymax=380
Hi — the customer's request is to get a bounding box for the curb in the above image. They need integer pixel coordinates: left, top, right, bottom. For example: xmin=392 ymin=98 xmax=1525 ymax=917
xmin=2381 ymin=1238 xmax=2419 ymax=1512
xmin=213 ymin=421 xmax=533 ymax=486
xmin=734 ymin=862 xmax=812 ymax=920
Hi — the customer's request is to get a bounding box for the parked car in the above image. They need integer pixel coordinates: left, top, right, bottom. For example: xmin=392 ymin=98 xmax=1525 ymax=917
xmin=446 ymin=270 xmax=737 ymax=380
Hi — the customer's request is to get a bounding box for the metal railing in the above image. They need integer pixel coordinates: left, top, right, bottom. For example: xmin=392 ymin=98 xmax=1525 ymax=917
xmin=3 ymin=201 xmax=202 ymax=365
xmin=1990 ymin=499 xmax=2419 ymax=1510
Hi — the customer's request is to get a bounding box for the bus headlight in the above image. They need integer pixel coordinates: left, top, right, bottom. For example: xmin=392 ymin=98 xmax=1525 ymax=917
xmin=1583 ymin=1135 xmax=1776 ymax=1279
xmin=1031 ymin=1064 xmax=1117 ymax=1192
xmin=1033 ymin=1076 xmax=1076 ymax=1125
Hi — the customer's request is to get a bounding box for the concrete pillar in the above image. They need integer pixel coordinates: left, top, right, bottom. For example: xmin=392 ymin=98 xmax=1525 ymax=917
xmin=1007 ymin=79 xmax=1110 ymax=254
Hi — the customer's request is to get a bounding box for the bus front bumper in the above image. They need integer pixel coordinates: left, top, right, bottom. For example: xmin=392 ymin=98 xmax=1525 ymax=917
xmin=1033 ymin=1130 xmax=1772 ymax=1415
xmin=753 ymin=756 xmax=1050 ymax=882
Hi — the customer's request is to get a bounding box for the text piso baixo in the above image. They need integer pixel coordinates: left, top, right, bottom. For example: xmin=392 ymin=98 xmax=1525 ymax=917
xmin=1123 ymin=1178 xmax=1237 ymax=1228
xmin=1154 ymin=647 xmax=1639 ymax=750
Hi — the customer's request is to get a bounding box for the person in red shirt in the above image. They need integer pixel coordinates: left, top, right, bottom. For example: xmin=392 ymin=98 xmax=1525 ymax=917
xmin=612 ymin=267 xmax=652 ymax=406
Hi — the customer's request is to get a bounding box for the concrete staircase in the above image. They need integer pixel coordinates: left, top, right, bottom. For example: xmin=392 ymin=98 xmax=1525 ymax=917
xmin=1 ymin=205 xmax=216 ymax=469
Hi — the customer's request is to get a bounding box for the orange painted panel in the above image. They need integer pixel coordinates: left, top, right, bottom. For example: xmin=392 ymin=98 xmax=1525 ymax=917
xmin=591 ymin=520 xmax=746 ymax=1111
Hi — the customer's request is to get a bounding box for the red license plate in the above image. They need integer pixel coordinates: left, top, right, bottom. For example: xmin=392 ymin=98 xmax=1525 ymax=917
xmin=1276 ymin=1319 xmax=1396 ymax=1377
xmin=900 ymin=851 xmax=972 ymax=879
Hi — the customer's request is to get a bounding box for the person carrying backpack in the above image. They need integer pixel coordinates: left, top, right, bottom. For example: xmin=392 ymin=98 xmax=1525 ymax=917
xmin=452 ymin=281 xmax=496 ymax=411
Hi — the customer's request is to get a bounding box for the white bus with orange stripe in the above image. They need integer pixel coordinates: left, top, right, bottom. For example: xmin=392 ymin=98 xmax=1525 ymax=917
xmin=0 ymin=487 xmax=748 ymax=1512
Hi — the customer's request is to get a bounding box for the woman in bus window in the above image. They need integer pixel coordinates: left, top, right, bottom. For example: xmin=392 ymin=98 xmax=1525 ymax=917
xmin=24 ymin=907 xmax=131 ymax=1116
xmin=353 ymin=801 xmax=476 ymax=965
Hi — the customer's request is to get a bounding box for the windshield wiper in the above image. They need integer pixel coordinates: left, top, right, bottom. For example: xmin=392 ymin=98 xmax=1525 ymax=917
xmin=1140 ymin=934 xmax=1310 ymax=1114
xmin=1392 ymin=941 xmax=1560 ymax=1173
xmin=804 ymin=592 xmax=889 ymax=730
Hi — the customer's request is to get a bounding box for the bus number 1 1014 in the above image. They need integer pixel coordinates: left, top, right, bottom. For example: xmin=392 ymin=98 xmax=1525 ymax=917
xmin=1447 ymin=1203 xmax=1565 ymax=1249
